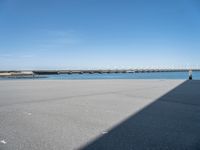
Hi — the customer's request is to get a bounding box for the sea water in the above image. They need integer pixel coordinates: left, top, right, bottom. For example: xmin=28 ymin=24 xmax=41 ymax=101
xmin=44 ymin=71 xmax=200 ymax=80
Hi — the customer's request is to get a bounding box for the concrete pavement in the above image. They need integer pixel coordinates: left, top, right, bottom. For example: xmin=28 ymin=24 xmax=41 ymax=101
xmin=0 ymin=80 xmax=199 ymax=150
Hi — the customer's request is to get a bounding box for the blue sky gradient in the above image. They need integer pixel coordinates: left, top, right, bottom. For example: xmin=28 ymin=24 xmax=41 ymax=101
xmin=0 ymin=0 xmax=200 ymax=70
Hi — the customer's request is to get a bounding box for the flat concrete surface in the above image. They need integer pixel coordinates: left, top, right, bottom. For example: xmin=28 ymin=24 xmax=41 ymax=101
xmin=0 ymin=79 xmax=199 ymax=150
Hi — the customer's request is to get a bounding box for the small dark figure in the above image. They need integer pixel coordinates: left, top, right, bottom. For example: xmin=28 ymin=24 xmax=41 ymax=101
xmin=189 ymin=70 xmax=192 ymax=80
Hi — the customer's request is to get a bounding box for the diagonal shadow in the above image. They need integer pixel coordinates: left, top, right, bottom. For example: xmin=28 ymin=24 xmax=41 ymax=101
xmin=80 ymin=80 xmax=200 ymax=150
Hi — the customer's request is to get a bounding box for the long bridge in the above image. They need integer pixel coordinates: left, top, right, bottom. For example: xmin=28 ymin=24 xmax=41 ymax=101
xmin=31 ymin=69 xmax=200 ymax=75
xmin=1 ymin=69 xmax=200 ymax=77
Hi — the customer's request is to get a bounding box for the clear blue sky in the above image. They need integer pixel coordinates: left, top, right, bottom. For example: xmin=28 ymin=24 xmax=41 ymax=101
xmin=0 ymin=0 xmax=200 ymax=70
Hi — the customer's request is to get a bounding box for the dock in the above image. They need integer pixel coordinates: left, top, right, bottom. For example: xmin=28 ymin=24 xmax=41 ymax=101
xmin=0 ymin=79 xmax=200 ymax=149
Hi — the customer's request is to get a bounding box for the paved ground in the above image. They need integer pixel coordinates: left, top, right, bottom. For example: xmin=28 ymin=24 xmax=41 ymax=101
xmin=0 ymin=79 xmax=199 ymax=150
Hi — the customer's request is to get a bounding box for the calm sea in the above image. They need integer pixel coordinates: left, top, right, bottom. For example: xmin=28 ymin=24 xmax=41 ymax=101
xmin=42 ymin=71 xmax=200 ymax=80
xmin=1 ymin=71 xmax=200 ymax=80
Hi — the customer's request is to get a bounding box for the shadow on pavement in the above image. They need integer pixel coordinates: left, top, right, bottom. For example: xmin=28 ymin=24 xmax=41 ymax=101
xmin=80 ymin=80 xmax=200 ymax=150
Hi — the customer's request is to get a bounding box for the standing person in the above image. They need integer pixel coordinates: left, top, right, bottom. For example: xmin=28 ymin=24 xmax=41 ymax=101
xmin=189 ymin=70 xmax=192 ymax=80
